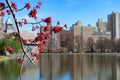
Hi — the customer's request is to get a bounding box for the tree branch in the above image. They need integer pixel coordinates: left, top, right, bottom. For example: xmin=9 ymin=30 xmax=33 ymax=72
xmin=5 ymin=0 xmax=34 ymax=65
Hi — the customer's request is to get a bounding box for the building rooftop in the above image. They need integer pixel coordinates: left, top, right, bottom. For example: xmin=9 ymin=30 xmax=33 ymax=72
xmin=93 ymin=31 xmax=111 ymax=35
xmin=20 ymin=30 xmax=37 ymax=40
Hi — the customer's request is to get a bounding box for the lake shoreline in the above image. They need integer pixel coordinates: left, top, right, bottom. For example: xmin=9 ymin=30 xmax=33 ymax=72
xmin=0 ymin=52 xmax=120 ymax=62
xmin=0 ymin=56 xmax=11 ymax=63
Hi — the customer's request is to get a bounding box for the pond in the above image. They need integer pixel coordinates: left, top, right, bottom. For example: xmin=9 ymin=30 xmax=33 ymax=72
xmin=0 ymin=53 xmax=120 ymax=80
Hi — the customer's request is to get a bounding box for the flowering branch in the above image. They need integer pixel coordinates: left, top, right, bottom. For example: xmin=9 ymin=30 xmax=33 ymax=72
xmin=5 ymin=0 xmax=34 ymax=65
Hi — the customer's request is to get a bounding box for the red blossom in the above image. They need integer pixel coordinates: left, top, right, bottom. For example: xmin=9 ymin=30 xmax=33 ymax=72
xmin=28 ymin=8 xmax=37 ymax=19
xmin=39 ymin=47 xmax=43 ymax=52
xmin=34 ymin=53 xmax=40 ymax=59
xmin=19 ymin=37 xmax=27 ymax=43
xmin=11 ymin=2 xmax=17 ymax=10
xmin=39 ymin=32 xmax=44 ymax=35
xmin=32 ymin=26 xmax=36 ymax=31
xmin=22 ymin=18 xmax=27 ymax=24
xmin=36 ymin=26 xmax=39 ymax=29
xmin=57 ymin=21 xmax=60 ymax=25
xmin=35 ymin=35 xmax=43 ymax=42
xmin=38 ymin=1 xmax=42 ymax=5
xmin=28 ymin=39 xmax=33 ymax=43
xmin=31 ymin=52 xmax=36 ymax=56
xmin=38 ymin=43 xmax=43 ymax=47
xmin=42 ymin=17 xmax=52 ymax=24
xmin=64 ymin=24 xmax=68 ymax=29
xmin=36 ymin=5 xmax=40 ymax=9
xmin=44 ymin=33 xmax=50 ymax=40
xmin=0 ymin=2 xmax=5 ymax=11
xmin=6 ymin=10 xmax=11 ymax=15
xmin=19 ymin=22 xmax=22 ymax=27
xmin=7 ymin=47 xmax=14 ymax=54
xmin=0 ymin=11 xmax=5 ymax=16
xmin=42 ymin=40 xmax=46 ymax=44
xmin=31 ymin=52 xmax=39 ymax=59
xmin=19 ymin=37 xmax=24 ymax=42
xmin=44 ymin=26 xmax=49 ymax=32
xmin=52 ymin=26 xmax=62 ymax=33
xmin=23 ymin=39 xmax=27 ymax=43
xmin=17 ymin=59 xmax=23 ymax=64
xmin=25 ymin=3 xmax=31 ymax=10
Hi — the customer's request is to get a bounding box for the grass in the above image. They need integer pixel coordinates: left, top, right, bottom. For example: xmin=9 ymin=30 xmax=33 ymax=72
xmin=0 ymin=56 xmax=11 ymax=62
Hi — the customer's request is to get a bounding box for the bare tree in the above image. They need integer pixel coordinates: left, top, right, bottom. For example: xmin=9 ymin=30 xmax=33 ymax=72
xmin=86 ymin=37 xmax=94 ymax=52
xmin=95 ymin=37 xmax=106 ymax=52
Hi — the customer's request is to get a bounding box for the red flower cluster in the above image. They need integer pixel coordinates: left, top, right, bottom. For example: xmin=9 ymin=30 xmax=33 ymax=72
xmin=0 ymin=2 xmax=5 ymax=11
xmin=28 ymin=8 xmax=37 ymax=19
xmin=32 ymin=26 xmax=40 ymax=31
xmin=22 ymin=18 xmax=27 ymax=24
xmin=17 ymin=58 xmax=23 ymax=64
xmin=57 ymin=21 xmax=60 ymax=25
xmin=19 ymin=22 xmax=22 ymax=27
xmin=31 ymin=52 xmax=40 ymax=59
xmin=6 ymin=10 xmax=11 ymax=15
xmin=36 ymin=1 xmax=42 ymax=9
xmin=44 ymin=26 xmax=49 ymax=32
xmin=32 ymin=26 xmax=36 ymax=31
xmin=38 ymin=1 xmax=42 ymax=5
xmin=11 ymin=2 xmax=17 ymax=10
xmin=34 ymin=34 xmax=44 ymax=42
xmin=7 ymin=47 xmax=14 ymax=54
xmin=44 ymin=32 xmax=50 ymax=40
xmin=42 ymin=17 xmax=52 ymax=24
xmin=42 ymin=40 xmax=46 ymax=44
xmin=25 ymin=3 xmax=31 ymax=10
xmin=64 ymin=24 xmax=68 ymax=29
xmin=0 ymin=11 xmax=5 ymax=16
xmin=36 ymin=26 xmax=39 ymax=29
xmin=38 ymin=43 xmax=43 ymax=52
xmin=52 ymin=26 xmax=62 ymax=33
xmin=19 ymin=37 xmax=27 ymax=43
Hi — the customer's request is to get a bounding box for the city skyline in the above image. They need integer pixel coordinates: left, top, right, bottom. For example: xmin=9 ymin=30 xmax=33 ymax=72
xmin=1 ymin=0 xmax=120 ymax=29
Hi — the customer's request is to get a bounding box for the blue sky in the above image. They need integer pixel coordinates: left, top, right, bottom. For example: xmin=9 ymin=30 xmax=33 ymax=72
xmin=2 ymin=0 xmax=120 ymax=30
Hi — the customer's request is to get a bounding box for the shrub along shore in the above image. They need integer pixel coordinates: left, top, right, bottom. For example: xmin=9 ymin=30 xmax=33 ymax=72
xmin=0 ymin=56 xmax=11 ymax=62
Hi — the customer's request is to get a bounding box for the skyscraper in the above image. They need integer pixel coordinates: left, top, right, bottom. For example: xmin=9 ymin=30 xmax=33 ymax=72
xmin=0 ymin=11 xmax=4 ymax=31
xmin=96 ymin=19 xmax=107 ymax=32
xmin=108 ymin=12 xmax=120 ymax=39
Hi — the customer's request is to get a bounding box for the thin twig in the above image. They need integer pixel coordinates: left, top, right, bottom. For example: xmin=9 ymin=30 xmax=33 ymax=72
xmin=0 ymin=6 xmax=8 ymax=11
xmin=16 ymin=6 xmax=26 ymax=11
xmin=19 ymin=21 xmax=42 ymax=25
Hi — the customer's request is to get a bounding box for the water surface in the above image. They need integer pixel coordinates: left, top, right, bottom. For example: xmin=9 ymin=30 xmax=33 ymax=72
xmin=0 ymin=54 xmax=120 ymax=80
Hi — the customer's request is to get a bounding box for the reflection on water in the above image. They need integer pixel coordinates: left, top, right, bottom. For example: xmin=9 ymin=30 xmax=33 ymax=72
xmin=0 ymin=54 xmax=120 ymax=80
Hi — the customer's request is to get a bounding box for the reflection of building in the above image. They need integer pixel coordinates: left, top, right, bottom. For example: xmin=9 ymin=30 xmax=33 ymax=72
xmin=108 ymin=12 xmax=120 ymax=39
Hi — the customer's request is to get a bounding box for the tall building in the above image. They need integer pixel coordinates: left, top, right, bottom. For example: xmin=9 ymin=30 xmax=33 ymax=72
xmin=108 ymin=12 xmax=120 ymax=39
xmin=96 ymin=19 xmax=107 ymax=32
xmin=71 ymin=21 xmax=82 ymax=52
xmin=5 ymin=18 xmax=15 ymax=34
xmin=70 ymin=21 xmax=95 ymax=52
xmin=0 ymin=11 xmax=4 ymax=31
